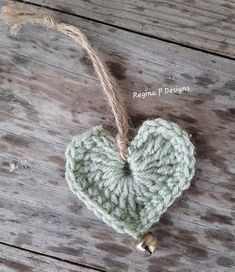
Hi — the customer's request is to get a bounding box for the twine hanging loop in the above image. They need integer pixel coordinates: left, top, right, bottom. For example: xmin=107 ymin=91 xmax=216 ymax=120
xmin=2 ymin=4 xmax=130 ymax=160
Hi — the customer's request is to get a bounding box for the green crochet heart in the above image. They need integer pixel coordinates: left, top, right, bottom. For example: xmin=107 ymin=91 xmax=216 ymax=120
xmin=65 ymin=118 xmax=195 ymax=238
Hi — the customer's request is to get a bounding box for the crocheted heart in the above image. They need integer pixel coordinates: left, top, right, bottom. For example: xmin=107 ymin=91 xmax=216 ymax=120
xmin=65 ymin=118 xmax=195 ymax=238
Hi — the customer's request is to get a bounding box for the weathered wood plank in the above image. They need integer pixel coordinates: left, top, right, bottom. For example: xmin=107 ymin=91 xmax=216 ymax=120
xmin=0 ymin=157 xmax=234 ymax=272
xmin=0 ymin=151 xmax=234 ymax=254
xmin=0 ymin=2 xmax=234 ymax=272
xmin=0 ymin=49 xmax=234 ymax=271
xmin=0 ymin=49 xmax=234 ymax=211
xmin=0 ymin=243 xmax=99 ymax=272
xmin=24 ymin=0 xmax=235 ymax=58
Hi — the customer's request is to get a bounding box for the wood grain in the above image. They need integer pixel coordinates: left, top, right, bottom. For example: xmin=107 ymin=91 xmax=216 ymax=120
xmin=0 ymin=243 xmax=98 ymax=271
xmin=24 ymin=0 xmax=235 ymax=58
xmin=0 ymin=1 xmax=235 ymax=271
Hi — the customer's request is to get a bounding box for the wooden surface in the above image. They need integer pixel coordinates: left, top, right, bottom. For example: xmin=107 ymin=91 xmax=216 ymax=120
xmin=0 ymin=0 xmax=235 ymax=271
xmin=28 ymin=0 xmax=235 ymax=59
xmin=0 ymin=243 xmax=96 ymax=272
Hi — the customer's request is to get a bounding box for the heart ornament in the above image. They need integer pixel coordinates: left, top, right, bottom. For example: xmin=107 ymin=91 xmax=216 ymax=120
xmin=65 ymin=118 xmax=195 ymax=239
xmin=3 ymin=4 xmax=196 ymax=253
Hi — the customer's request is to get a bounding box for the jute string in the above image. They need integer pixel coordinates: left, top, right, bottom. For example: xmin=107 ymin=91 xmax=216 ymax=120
xmin=2 ymin=4 xmax=129 ymax=160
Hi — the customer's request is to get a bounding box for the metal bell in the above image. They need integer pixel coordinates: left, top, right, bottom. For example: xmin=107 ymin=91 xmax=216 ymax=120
xmin=135 ymin=232 xmax=158 ymax=255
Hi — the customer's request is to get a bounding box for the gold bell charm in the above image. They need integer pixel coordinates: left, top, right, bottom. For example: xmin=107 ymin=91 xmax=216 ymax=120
xmin=135 ymin=232 xmax=158 ymax=255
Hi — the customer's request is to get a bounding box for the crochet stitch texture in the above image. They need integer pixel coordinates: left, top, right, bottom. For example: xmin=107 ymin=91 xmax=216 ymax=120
xmin=65 ymin=118 xmax=195 ymax=238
